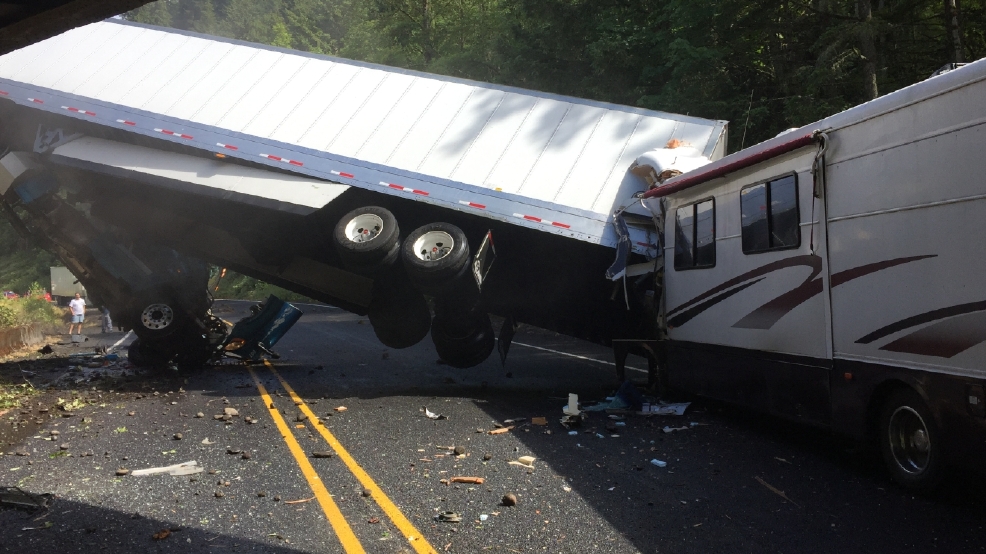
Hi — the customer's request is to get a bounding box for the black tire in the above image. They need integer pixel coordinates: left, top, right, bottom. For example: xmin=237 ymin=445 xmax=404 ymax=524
xmin=878 ymin=388 xmax=945 ymax=492
xmin=131 ymin=293 xmax=182 ymax=340
xmin=174 ymin=334 xmax=215 ymax=372
xmin=333 ymin=206 xmax=401 ymax=272
xmin=127 ymin=338 xmax=170 ymax=369
xmin=402 ymin=222 xmax=472 ymax=295
xmin=368 ymin=285 xmax=431 ymax=349
xmin=431 ymin=310 xmax=495 ymax=368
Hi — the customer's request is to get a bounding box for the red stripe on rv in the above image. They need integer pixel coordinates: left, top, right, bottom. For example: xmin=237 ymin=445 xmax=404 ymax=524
xmin=523 ymin=215 xmax=542 ymax=223
xmin=551 ymin=222 xmax=571 ymax=229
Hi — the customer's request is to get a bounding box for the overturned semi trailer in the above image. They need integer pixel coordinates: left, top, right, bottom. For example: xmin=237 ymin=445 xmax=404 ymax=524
xmin=0 ymin=19 xmax=726 ymax=368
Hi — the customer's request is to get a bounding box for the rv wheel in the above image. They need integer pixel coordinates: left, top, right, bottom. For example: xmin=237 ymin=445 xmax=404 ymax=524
xmin=132 ymin=295 xmax=182 ymax=340
xmin=402 ymin=223 xmax=471 ymax=294
xmin=878 ymin=388 xmax=944 ymax=492
xmin=431 ymin=310 xmax=495 ymax=368
xmin=333 ymin=206 xmax=400 ymax=273
xmin=367 ymin=285 xmax=431 ymax=349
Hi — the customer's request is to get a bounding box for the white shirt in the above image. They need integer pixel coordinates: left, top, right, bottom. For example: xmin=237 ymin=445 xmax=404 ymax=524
xmin=69 ymin=298 xmax=86 ymax=315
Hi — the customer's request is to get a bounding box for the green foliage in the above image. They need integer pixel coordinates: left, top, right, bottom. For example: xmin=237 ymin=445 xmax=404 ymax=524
xmin=0 ymin=304 xmax=15 ymax=328
xmin=129 ymin=0 xmax=986 ymax=152
xmin=0 ymin=217 xmax=59 ymax=295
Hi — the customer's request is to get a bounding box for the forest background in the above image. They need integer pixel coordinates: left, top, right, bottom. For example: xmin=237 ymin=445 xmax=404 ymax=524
xmin=1 ymin=0 xmax=983 ymax=300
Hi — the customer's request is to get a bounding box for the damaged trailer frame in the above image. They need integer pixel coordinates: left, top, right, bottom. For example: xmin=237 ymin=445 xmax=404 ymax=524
xmin=0 ymin=19 xmax=726 ymax=369
xmin=636 ymin=56 xmax=986 ymax=491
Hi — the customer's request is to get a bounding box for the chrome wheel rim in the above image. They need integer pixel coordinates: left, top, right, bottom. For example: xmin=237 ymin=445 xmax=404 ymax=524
xmin=888 ymin=405 xmax=931 ymax=474
xmin=140 ymin=303 xmax=174 ymax=330
xmin=345 ymin=214 xmax=384 ymax=244
xmin=413 ymin=231 xmax=453 ymax=262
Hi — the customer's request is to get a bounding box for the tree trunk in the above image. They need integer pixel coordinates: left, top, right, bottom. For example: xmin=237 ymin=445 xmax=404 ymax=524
xmin=421 ymin=0 xmax=435 ymax=64
xmin=945 ymin=0 xmax=964 ymax=63
xmin=857 ymin=0 xmax=879 ymax=100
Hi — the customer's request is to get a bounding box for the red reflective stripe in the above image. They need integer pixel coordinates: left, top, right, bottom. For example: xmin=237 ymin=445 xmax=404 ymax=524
xmin=551 ymin=222 xmax=571 ymax=229
xmin=0 ymin=91 xmax=8 ymax=95
xmin=523 ymin=215 xmax=542 ymax=223
xmin=29 ymin=98 xmax=43 ymax=103
xmin=388 ymin=184 xmax=403 ymax=191
xmin=217 ymin=143 xmax=238 ymax=150
xmin=288 ymin=160 xmax=303 ymax=167
xmin=412 ymin=189 xmax=428 ymax=196
xmin=339 ymin=172 xmax=354 ymax=179
xmin=459 ymin=201 xmax=486 ymax=209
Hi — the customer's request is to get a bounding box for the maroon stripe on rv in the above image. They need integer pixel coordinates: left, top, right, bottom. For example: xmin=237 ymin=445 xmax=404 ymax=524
xmin=856 ymin=300 xmax=986 ymax=345
xmin=667 ymin=279 xmax=764 ymax=329
xmin=732 ymin=277 xmax=824 ymax=330
xmin=878 ymin=311 xmax=986 ymax=358
xmin=642 ymin=132 xmax=816 ymax=199
xmin=830 ymin=255 xmax=937 ymax=287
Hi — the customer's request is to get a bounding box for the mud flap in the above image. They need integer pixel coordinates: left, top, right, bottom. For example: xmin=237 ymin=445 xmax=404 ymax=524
xmin=497 ymin=315 xmax=517 ymax=366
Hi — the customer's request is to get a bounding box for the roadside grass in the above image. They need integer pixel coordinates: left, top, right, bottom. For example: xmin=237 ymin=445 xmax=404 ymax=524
xmin=0 ymin=295 xmax=66 ymax=330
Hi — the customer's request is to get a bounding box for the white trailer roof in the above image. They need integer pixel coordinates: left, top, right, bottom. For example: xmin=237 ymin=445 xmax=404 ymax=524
xmin=0 ymin=20 xmax=727 ymax=251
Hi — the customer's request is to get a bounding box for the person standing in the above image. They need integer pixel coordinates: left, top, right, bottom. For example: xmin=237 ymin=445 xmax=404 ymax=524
xmin=68 ymin=293 xmax=86 ymax=335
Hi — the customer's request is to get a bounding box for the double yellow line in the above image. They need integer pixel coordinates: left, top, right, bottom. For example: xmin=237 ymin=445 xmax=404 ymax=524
xmin=248 ymin=361 xmax=436 ymax=554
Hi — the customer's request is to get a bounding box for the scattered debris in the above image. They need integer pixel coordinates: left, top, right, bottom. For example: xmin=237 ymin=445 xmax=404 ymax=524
xmin=562 ymin=394 xmax=580 ymax=416
xmin=0 ymin=487 xmax=52 ymax=510
xmin=502 ymin=418 xmax=525 ymax=425
xmin=245 ymin=416 xmax=258 ymax=424
xmin=662 ymin=426 xmax=689 ymax=434
xmin=311 ymin=451 xmax=334 ymax=459
xmin=334 ymin=406 xmax=347 ymax=412
xmin=585 ymin=381 xmax=644 ymax=412
xmin=152 ymin=529 xmax=171 ymax=540
xmin=480 ymin=514 xmax=489 ymax=521
xmin=368 ymin=517 xmax=380 ymax=524
xmin=453 ymin=446 xmax=466 ymax=456
xmin=195 ymin=412 xmax=204 ymax=418
xmin=224 ymin=408 xmax=239 ymax=417
xmin=226 ymin=449 xmax=243 ymax=455
xmin=361 ymin=489 xmax=371 ymax=498
xmin=435 ymin=512 xmax=462 ymax=523
xmin=650 ymin=459 xmax=667 ymax=468
xmin=173 ymin=433 xmax=183 ymax=440
xmin=116 ymin=468 xmax=130 ymax=476
xmin=450 ymin=477 xmax=484 ymax=484
xmin=509 ymin=456 xmax=536 ymax=469
xmin=482 ymin=454 xmax=492 ymax=461
xmin=21 ymin=521 xmax=52 ymax=531
xmin=775 ymin=457 xmax=791 ymax=464
xmin=202 ymin=438 xmax=215 ymax=445
xmin=284 ymin=496 xmax=315 ymax=505
xmin=531 ymin=417 xmax=547 ymax=426
xmin=295 ymin=413 xmax=308 ymax=422
xmin=423 ymin=407 xmax=447 ymax=420
xmin=501 ymin=493 xmax=518 ymax=507
xmin=488 ymin=427 xmax=513 ymax=435
xmin=638 ymin=402 xmax=691 ymax=416
xmin=755 ymin=476 xmax=800 ymax=507
xmin=131 ymin=461 xmax=203 ymax=476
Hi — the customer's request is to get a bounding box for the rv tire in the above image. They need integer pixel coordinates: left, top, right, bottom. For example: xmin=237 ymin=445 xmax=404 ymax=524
xmin=878 ymin=388 xmax=944 ymax=492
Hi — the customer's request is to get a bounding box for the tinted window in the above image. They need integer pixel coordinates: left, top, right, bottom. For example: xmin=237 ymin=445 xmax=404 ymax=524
xmin=674 ymin=199 xmax=715 ymax=270
xmin=740 ymin=175 xmax=800 ymax=254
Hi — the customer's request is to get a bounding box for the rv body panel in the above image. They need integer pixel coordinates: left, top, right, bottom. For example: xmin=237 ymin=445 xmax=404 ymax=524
xmin=647 ymin=57 xmax=986 ymax=468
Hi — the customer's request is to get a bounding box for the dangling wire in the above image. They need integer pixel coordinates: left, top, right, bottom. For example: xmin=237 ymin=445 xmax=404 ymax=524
xmin=809 ymin=131 xmax=829 ymax=255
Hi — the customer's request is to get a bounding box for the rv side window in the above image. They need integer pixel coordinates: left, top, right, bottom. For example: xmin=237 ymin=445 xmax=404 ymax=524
xmin=740 ymin=174 xmax=800 ymax=254
xmin=674 ymin=199 xmax=715 ymax=270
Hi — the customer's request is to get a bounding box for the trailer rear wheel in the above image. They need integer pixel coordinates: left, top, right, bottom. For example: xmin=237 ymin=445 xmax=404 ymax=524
xmin=333 ymin=207 xmax=400 ymax=273
xmin=403 ymin=223 xmax=471 ymax=294
xmin=127 ymin=338 xmax=170 ymax=369
xmin=367 ymin=285 xmax=431 ymax=349
xmin=879 ymin=388 xmax=944 ymax=492
xmin=431 ymin=310 xmax=494 ymax=368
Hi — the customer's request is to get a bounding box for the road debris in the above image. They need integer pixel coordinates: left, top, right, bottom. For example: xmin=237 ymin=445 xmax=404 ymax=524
xmin=131 ymin=461 xmax=203 ymax=476
xmin=509 ymin=456 xmax=536 ymax=469
xmin=488 ymin=427 xmax=513 ymax=435
xmin=650 ymin=459 xmax=667 ymax=468
xmin=562 ymin=393 xmax=580 ymax=416
xmin=116 ymin=468 xmax=130 ymax=476
xmin=585 ymin=381 xmax=644 ymax=412
xmin=368 ymin=517 xmax=380 ymax=524
xmin=153 ymin=529 xmax=171 ymax=540
xmin=0 ymin=487 xmax=52 ymax=510
xmin=501 ymin=493 xmax=518 ymax=506
xmin=450 ymin=477 xmax=484 ymax=484
xmin=284 ymin=496 xmax=315 ymax=505
xmin=436 ymin=512 xmax=462 ymax=523
xmin=173 ymin=433 xmax=183 ymax=440
xmin=311 ymin=451 xmax=334 ymax=458
xmin=638 ymin=402 xmax=691 ymax=416
xmin=755 ymin=476 xmax=800 ymax=507
xmin=21 ymin=521 xmax=53 ymax=531
xmin=245 ymin=416 xmax=258 ymax=424
xmin=531 ymin=417 xmax=547 ymax=425
xmin=224 ymin=408 xmax=239 ymax=417
xmin=195 ymin=412 xmax=204 ymax=418
xmin=453 ymin=445 xmax=466 ymax=456
xmin=663 ymin=426 xmax=690 ymax=434
xmin=334 ymin=406 xmax=347 ymax=412
xmin=423 ymin=407 xmax=447 ymax=420
xmin=202 ymin=438 xmax=215 ymax=445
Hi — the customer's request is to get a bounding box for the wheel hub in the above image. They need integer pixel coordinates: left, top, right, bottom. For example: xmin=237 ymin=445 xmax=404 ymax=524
xmin=413 ymin=231 xmax=453 ymax=262
xmin=345 ymin=214 xmax=384 ymax=243
xmin=140 ymin=303 xmax=175 ymax=330
xmin=888 ymin=406 xmax=931 ymax=474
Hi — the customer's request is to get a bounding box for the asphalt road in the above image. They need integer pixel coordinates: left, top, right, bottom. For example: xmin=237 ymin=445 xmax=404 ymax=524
xmin=1 ymin=300 xmax=986 ymax=553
